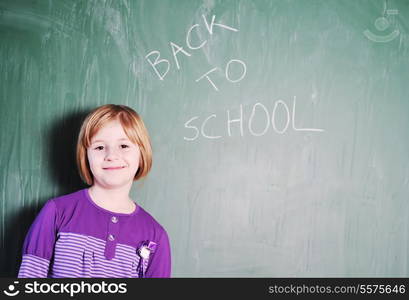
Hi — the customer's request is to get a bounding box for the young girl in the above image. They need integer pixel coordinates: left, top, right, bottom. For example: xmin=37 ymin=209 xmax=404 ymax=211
xmin=18 ymin=104 xmax=171 ymax=278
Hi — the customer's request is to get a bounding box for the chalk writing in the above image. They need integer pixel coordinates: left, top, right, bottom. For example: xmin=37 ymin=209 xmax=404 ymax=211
xmin=183 ymin=97 xmax=324 ymax=141
xmin=145 ymin=15 xmax=242 ymax=91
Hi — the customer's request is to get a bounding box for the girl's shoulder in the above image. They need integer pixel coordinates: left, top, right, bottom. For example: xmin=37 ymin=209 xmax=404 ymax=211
xmin=131 ymin=204 xmax=168 ymax=236
xmin=30 ymin=189 xmax=86 ymax=231
xmin=42 ymin=188 xmax=88 ymax=222
xmin=50 ymin=188 xmax=85 ymax=208
xmin=134 ymin=205 xmax=164 ymax=228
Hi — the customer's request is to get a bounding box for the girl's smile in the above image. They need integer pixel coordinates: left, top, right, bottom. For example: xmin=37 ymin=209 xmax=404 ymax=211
xmin=104 ymin=166 xmax=126 ymax=170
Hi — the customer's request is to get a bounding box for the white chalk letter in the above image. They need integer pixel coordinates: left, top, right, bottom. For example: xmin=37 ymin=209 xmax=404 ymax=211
xmin=225 ymin=59 xmax=247 ymax=83
xmin=227 ymin=104 xmax=244 ymax=137
xmin=184 ymin=116 xmax=200 ymax=141
xmin=202 ymin=15 xmax=239 ymax=34
xmin=145 ymin=50 xmax=170 ymax=80
xmin=201 ymin=114 xmax=222 ymax=139
xmin=186 ymin=24 xmax=207 ymax=50
xmin=195 ymin=68 xmax=219 ymax=91
xmin=170 ymin=42 xmax=191 ymax=70
xmin=272 ymin=100 xmax=290 ymax=134
xmin=248 ymin=102 xmax=270 ymax=136
xmin=292 ymin=96 xmax=325 ymax=132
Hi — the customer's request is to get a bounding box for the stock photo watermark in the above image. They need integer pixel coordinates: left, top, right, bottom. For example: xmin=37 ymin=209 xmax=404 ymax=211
xmin=364 ymin=9 xmax=400 ymax=42
xmin=2 ymin=280 xmax=127 ymax=297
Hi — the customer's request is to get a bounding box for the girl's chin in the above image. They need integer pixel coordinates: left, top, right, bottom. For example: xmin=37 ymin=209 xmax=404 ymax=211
xmin=96 ymin=179 xmax=134 ymax=189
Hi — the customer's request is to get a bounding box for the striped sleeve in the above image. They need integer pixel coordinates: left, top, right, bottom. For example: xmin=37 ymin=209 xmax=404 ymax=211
xmin=18 ymin=199 xmax=58 ymax=278
xmin=18 ymin=254 xmax=50 ymax=278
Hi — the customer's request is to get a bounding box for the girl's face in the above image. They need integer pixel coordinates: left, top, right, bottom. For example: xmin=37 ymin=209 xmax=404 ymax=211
xmin=87 ymin=120 xmax=141 ymax=190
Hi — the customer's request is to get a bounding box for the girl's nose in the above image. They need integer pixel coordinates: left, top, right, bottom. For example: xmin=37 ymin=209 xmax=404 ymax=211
xmin=105 ymin=148 xmax=120 ymax=160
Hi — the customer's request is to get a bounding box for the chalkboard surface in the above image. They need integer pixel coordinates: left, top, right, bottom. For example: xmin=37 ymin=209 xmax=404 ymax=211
xmin=1 ymin=0 xmax=409 ymax=277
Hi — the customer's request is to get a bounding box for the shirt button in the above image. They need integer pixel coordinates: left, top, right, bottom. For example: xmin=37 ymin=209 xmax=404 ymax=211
xmin=108 ymin=234 xmax=115 ymax=241
xmin=111 ymin=216 xmax=118 ymax=223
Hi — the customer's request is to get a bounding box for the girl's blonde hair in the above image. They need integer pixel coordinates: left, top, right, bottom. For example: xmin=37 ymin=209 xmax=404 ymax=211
xmin=76 ymin=104 xmax=152 ymax=185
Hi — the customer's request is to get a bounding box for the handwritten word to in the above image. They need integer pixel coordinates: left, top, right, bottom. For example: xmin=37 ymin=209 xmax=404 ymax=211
xmin=145 ymin=15 xmax=245 ymax=91
xmin=183 ymin=97 xmax=325 ymax=141
xmin=195 ymin=59 xmax=247 ymax=91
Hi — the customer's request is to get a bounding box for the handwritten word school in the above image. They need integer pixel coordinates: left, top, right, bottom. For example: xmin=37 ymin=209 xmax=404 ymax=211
xmin=183 ymin=97 xmax=325 ymax=141
xmin=145 ymin=15 xmax=244 ymax=91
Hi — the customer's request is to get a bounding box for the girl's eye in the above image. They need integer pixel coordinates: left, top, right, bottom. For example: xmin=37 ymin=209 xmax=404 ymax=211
xmin=121 ymin=144 xmax=130 ymax=149
xmin=95 ymin=146 xmax=104 ymax=150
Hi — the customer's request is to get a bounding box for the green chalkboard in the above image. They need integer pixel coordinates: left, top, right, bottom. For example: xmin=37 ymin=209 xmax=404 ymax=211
xmin=1 ymin=0 xmax=409 ymax=277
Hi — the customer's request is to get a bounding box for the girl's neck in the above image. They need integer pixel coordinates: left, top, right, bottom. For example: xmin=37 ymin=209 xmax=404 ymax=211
xmin=88 ymin=184 xmax=136 ymax=214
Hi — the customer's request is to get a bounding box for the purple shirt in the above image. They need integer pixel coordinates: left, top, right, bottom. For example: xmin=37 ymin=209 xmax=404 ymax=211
xmin=18 ymin=188 xmax=171 ymax=278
